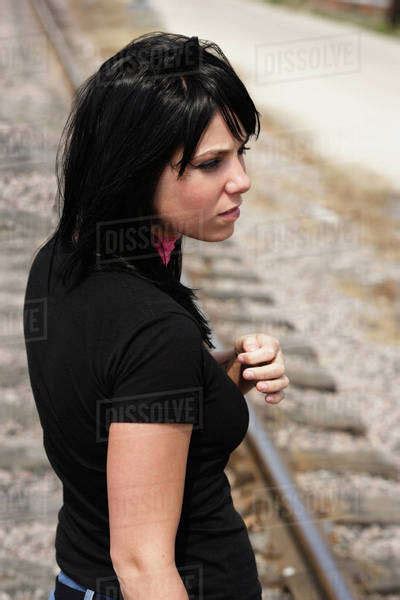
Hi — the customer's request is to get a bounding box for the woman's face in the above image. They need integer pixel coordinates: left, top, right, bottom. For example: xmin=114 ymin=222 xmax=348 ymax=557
xmin=152 ymin=111 xmax=251 ymax=242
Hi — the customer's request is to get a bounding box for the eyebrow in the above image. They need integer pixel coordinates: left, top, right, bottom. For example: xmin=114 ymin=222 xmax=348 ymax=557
xmin=193 ymin=135 xmax=250 ymax=160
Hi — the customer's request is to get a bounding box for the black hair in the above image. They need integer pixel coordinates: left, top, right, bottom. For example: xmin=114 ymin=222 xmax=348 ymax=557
xmin=46 ymin=31 xmax=261 ymax=349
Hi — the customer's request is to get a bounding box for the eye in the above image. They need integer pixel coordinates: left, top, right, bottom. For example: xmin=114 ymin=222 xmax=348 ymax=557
xmin=198 ymin=158 xmax=221 ymax=171
xmin=197 ymin=145 xmax=251 ymax=171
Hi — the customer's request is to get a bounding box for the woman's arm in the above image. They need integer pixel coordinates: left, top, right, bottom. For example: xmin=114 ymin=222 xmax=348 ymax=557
xmin=209 ymin=337 xmax=289 ymax=400
xmin=209 ymin=348 xmax=246 ymax=392
xmin=209 ymin=348 xmax=236 ymax=370
xmin=108 ymin=422 xmax=191 ymax=600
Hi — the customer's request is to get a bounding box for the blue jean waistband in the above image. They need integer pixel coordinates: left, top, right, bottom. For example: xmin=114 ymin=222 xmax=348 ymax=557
xmin=56 ymin=571 xmax=114 ymax=600
xmin=58 ymin=571 xmax=87 ymax=592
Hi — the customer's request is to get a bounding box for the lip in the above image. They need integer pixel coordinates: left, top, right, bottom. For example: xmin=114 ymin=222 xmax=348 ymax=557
xmin=218 ymin=206 xmax=240 ymax=221
xmin=218 ymin=203 xmax=241 ymax=215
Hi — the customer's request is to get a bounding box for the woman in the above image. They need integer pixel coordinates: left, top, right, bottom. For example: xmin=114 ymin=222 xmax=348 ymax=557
xmin=23 ymin=32 xmax=289 ymax=600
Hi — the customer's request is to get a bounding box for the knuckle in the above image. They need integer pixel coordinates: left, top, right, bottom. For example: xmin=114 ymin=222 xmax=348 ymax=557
xmin=266 ymin=336 xmax=279 ymax=351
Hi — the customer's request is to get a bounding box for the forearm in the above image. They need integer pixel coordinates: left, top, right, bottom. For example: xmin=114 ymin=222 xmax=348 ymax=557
xmin=114 ymin=562 xmax=189 ymax=600
xmin=209 ymin=348 xmax=236 ymax=369
xmin=209 ymin=348 xmax=254 ymax=395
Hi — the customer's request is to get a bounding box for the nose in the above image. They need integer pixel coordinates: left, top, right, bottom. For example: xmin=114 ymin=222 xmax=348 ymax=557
xmin=225 ymin=158 xmax=251 ymax=195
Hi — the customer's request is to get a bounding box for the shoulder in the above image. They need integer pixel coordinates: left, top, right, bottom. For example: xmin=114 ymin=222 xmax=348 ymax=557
xmin=101 ymin=276 xmax=206 ymax=394
xmin=78 ymin=270 xmax=203 ymax=341
xmin=82 ymin=270 xmax=188 ymax=315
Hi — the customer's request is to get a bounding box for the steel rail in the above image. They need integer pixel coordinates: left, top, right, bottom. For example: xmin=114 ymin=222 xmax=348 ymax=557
xmin=246 ymin=401 xmax=356 ymax=600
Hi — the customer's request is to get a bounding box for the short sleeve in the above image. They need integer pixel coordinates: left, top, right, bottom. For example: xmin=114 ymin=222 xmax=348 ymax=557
xmin=100 ymin=311 xmax=204 ymax=430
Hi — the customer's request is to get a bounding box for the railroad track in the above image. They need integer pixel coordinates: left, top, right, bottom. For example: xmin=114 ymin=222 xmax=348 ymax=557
xmin=184 ymin=245 xmax=400 ymax=598
xmin=1 ymin=0 xmax=398 ymax=598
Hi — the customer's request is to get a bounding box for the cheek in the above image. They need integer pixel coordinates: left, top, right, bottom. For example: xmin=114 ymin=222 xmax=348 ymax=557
xmin=182 ymin=175 xmax=220 ymax=214
xmin=186 ymin=191 xmax=214 ymax=216
xmin=170 ymin=199 xmax=206 ymax=237
xmin=157 ymin=170 xmax=228 ymax=240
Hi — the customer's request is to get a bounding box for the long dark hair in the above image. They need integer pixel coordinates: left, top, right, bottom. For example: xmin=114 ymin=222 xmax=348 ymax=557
xmin=47 ymin=31 xmax=261 ymax=349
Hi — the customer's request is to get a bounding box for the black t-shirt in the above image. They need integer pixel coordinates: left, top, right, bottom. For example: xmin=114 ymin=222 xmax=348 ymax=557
xmin=23 ymin=237 xmax=262 ymax=600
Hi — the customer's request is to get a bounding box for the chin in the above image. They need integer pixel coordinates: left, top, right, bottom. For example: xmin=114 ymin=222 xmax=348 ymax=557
xmin=184 ymin=222 xmax=236 ymax=243
xmin=200 ymin=228 xmax=235 ymax=243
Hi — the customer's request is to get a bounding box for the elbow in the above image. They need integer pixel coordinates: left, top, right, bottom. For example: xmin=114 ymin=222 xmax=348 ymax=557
xmin=110 ymin=546 xmax=175 ymax=577
xmin=111 ymin=549 xmax=148 ymax=575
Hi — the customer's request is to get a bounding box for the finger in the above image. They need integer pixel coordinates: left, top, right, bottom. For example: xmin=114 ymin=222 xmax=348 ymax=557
xmin=242 ymin=363 xmax=286 ymax=380
xmin=236 ymin=333 xmax=280 ymax=359
xmin=242 ymin=336 xmax=259 ymax=351
xmin=256 ymin=375 xmax=290 ymax=393
xmin=239 ymin=333 xmax=275 ymax=348
xmin=265 ymin=391 xmax=285 ymax=404
xmin=237 ymin=345 xmax=278 ymax=365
